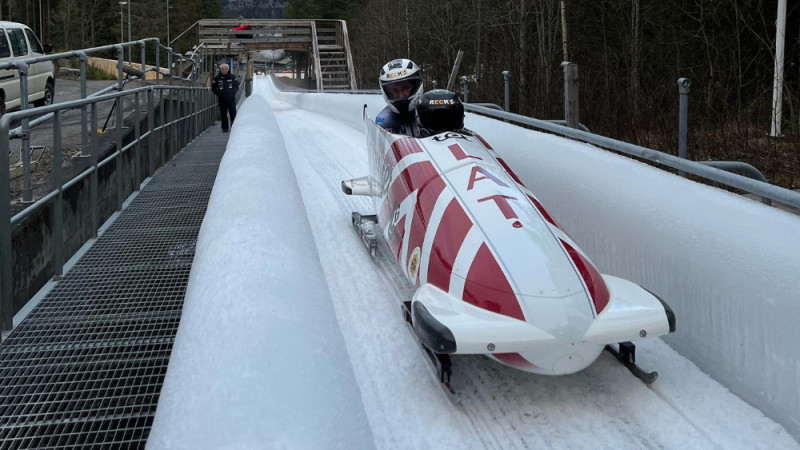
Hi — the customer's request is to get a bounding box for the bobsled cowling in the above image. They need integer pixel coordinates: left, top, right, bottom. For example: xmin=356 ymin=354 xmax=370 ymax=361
xmin=411 ymin=274 xmax=673 ymax=375
xmin=355 ymin=119 xmax=675 ymax=376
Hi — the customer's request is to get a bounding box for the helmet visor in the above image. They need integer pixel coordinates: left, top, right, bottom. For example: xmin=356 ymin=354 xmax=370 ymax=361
xmin=383 ymin=78 xmax=422 ymax=100
xmin=418 ymin=107 xmax=464 ymax=133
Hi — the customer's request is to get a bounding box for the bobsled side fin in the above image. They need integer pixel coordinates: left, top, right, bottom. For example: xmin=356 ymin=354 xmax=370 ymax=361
xmin=583 ymin=275 xmax=674 ymax=344
xmin=644 ymin=288 xmax=676 ymax=333
xmin=341 ymin=176 xmax=375 ymax=196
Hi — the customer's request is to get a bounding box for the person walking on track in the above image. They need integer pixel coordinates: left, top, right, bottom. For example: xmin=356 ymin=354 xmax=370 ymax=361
xmin=212 ymin=63 xmax=240 ymax=133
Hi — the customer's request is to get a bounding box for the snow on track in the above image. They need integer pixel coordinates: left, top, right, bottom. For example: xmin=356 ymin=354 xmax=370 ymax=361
xmin=258 ymin=86 xmax=799 ymax=450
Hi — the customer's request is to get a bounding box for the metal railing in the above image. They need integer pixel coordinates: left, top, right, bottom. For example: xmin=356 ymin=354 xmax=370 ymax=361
xmin=2 ymin=38 xmax=208 ymax=204
xmin=269 ymin=74 xmax=799 ymax=210
xmin=463 ymin=103 xmax=800 ymax=210
xmin=1 ymin=78 xmax=217 ymax=333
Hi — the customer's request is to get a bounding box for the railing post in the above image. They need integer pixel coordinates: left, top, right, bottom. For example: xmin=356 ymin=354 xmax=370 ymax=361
xmin=0 ymin=116 xmax=12 ymax=335
xmin=78 ymin=52 xmax=90 ymax=158
xmin=134 ymin=91 xmax=141 ymax=189
xmin=169 ymin=87 xmax=175 ymax=157
xmin=90 ymin=102 xmax=99 ymax=237
xmin=197 ymin=88 xmax=202 ymax=137
xmin=188 ymin=89 xmax=193 ymax=140
xmin=182 ymin=88 xmax=187 ymax=146
xmin=155 ymin=41 xmax=161 ymax=83
xmin=14 ymin=62 xmax=32 ymax=203
xmin=185 ymin=89 xmax=190 ymax=145
xmin=461 ymin=76 xmax=469 ymax=103
xmin=159 ymin=88 xmax=165 ymax=163
xmin=178 ymin=89 xmax=183 ymax=148
xmin=148 ymin=88 xmax=156 ymax=175
xmin=115 ymin=44 xmax=125 ymax=210
xmin=563 ymin=62 xmax=580 ymax=130
xmin=678 ymin=78 xmax=691 ymax=178
xmin=139 ymin=41 xmax=146 ymax=87
xmin=167 ymin=47 xmax=173 ymax=85
xmin=184 ymin=89 xmax=189 ymax=146
xmin=52 ymin=111 xmax=63 ymax=278
xmin=502 ymin=70 xmax=511 ymax=112
xmin=191 ymin=89 xmax=197 ymax=139
xmin=203 ymin=89 xmax=208 ymax=129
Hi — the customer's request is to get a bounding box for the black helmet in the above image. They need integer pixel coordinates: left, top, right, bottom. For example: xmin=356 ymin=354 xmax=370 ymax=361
xmin=414 ymin=90 xmax=464 ymax=137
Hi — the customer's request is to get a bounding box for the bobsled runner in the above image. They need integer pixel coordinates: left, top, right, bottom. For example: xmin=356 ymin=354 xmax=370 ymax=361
xmin=341 ymin=91 xmax=675 ymax=399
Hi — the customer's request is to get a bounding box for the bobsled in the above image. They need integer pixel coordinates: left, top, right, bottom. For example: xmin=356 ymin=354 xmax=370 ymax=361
xmin=341 ymin=91 xmax=675 ymax=395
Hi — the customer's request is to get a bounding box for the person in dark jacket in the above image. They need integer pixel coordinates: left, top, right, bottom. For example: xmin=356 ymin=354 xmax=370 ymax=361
xmin=212 ymin=63 xmax=240 ymax=133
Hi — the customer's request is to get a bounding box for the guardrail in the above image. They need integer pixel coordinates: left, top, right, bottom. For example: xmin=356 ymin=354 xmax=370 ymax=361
xmin=0 ymin=82 xmax=217 ymax=334
xmin=463 ymin=104 xmax=800 ymax=210
xmin=3 ymin=39 xmax=208 ymax=205
xmin=270 ymin=73 xmax=799 ymax=208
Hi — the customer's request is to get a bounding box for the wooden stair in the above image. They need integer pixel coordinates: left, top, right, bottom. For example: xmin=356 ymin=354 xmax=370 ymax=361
xmin=195 ymin=19 xmax=357 ymax=91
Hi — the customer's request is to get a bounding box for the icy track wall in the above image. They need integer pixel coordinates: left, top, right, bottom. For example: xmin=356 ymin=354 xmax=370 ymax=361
xmin=146 ymin=94 xmax=376 ymax=449
xmin=263 ymin=76 xmax=800 ymax=442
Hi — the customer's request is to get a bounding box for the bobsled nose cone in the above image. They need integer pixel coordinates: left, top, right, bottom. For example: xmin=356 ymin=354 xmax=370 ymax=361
xmin=552 ymin=353 xmax=585 ymax=374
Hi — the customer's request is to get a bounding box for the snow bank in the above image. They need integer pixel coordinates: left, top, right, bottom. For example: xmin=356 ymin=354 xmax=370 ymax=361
xmin=265 ymin=76 xmax=800 ymax=442
xmin=147 ymin=94 xmax=375 ymax=449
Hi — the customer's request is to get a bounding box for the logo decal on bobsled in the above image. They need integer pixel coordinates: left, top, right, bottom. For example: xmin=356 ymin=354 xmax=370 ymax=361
xmin=433 ymin=132 xmax=471 ymax=142
xmin=408 ymin=247 xmax=421 ymax=283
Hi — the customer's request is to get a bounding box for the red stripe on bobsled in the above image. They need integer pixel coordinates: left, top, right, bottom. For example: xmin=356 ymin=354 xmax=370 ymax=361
xmin=391 ymin=137 xmax=423 ymax=162
xmin=427 ymin=199 xmax=472 ymax=293
xmin=405 ymin=176 xmax=447 ymax=284
xmin=448 ymin=143 xmax=468 ymax=160
xmin=447 ymin=143 xmax=482 ymax=161
xmin=527 ymin=195 xmax=562 ymax=229
xmin=497 ymin=157 xmax=524 ymax=186
xmin=463 ymin=243 xmax=526 ymax=321
xmin=388 ymin=216 xmax=406 ymax=260
xmin=380 ymin=160 xmax=436 ymax=224
xmin=493 ymin=353 xmax=540 ymax=370
xmin=560 ymin=239 xmax=610 ymax=314
xmin=474 ymin=133 xmax=494 ymax=150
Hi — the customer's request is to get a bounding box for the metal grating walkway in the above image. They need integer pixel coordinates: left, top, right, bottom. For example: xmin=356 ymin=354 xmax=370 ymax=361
xmin=0 ymin=126 xmax=229 ymax=449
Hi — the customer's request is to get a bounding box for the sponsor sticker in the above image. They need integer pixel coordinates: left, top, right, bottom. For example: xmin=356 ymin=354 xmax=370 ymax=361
xmin=386 ymin=70 xmax=408 ymax=79
xmin=433 ymin=132 xmax=470 ymax=142
xmin=408 ymin=247 xmax=421 ymax=284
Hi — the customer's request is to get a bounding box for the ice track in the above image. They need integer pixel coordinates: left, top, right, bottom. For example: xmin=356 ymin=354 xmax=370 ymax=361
xmin=261 ymin=87 xmax=799 ymax=450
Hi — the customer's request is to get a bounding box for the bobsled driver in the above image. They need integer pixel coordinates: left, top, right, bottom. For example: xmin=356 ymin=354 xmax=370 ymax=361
xmin=376 ymin=58 xmax=424 ymax=135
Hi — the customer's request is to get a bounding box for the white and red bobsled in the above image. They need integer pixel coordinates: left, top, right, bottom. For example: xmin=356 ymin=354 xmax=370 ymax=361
xmin=342 ymin=93 xmax=675 ymax=394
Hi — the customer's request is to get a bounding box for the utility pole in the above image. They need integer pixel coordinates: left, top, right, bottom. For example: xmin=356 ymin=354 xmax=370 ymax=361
xmin=770 ymin=0 xmax=786 ymax=137
xmin=405 ymin=1 xmax=410 ymax=57
xmin=560 ymin=0 xmax=569 ymax=61
xmin=127 ymin=1 xmax=131 ymax=62
xmin=476 ymin=0 xmax=481 ymax=82
xmin=120 ymin=2 xmax=126 ymax=49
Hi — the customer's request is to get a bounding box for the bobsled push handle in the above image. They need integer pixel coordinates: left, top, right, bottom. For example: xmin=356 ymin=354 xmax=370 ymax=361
xmin=363 ymin=104 xmax=368 ymax=120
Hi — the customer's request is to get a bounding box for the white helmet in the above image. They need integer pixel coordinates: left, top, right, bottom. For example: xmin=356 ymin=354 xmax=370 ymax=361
xmin=379 ymin=59 xmax=423 ymax=114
